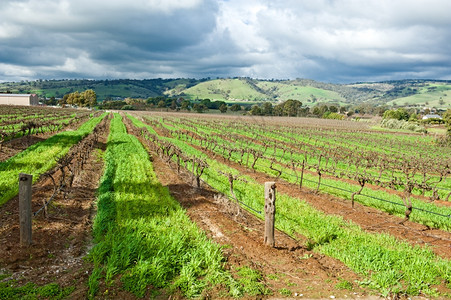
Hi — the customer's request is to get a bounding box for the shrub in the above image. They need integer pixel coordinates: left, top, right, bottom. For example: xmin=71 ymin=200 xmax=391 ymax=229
xmin=323 ymin=112 xmax=345 ymax=120
xmin=121 ymin=105 xmax=135 ymax=110
xmin=380 ymin=119 xmax=427 ymax=133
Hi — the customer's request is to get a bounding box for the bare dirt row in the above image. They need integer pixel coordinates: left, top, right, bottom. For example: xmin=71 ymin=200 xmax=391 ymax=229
xmin=2 ymin=113 xmax=447 ymax=299
xmin=121 ymin=116 xmax=374 ymax=298
xmin=0 ymin=117 xmax=110 ymax=298
xmin=190 ymin=141 xmax=451 ymax=260
xmin=143 ymin=119 xmax=451 ymax=261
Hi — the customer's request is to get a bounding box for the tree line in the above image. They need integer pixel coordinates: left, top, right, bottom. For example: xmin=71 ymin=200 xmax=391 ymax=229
xmin=53 ymin=89 xmax=98 ymax=107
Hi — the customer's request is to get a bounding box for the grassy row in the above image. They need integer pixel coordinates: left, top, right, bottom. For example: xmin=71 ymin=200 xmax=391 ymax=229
xmin=0 ymin=280 xmax=74 ymax=300
xmin=89 ymin=114 xmax=255 ymax=298
xmin=159 ymin=116 xmax=451 ymax=231
xmin=169 ymin=117 xmax=450 ymax=194
xmin=129 ymin=114 xmax=451 ymax=297
xmin=163 ymin=117 xmax=450 ymax=200
xmin=191 ymin=130 xmax=451 ymax=231
xmin=0 ymin=113 xmax=106 ymax=206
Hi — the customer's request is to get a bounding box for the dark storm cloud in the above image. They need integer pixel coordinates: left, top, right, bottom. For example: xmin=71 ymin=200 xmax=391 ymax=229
xmin=0 ymin=0 xmax=451 ymax=82
xmin=0 ymin=0 xmax=222 ymax=80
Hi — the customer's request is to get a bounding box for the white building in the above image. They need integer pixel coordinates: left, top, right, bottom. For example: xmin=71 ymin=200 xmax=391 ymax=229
xmin=422 ymin=114 xmax=442 ymax=120
xmin=0 ymin=94 xmax=39 ymax=106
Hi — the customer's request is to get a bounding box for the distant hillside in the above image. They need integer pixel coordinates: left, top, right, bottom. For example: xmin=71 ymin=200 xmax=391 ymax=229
xmin=253 ymin=80 xmax=347 ymax=106
xmin=0 ymin=78 xmax=450 ymax=108
xmin=166 ymin=78 xmax=451 ymax=108
xmin=382 ymin=82 xmax=451 ymax=108
xmin=173 ymin=78 xmax=269 ymax=102
xmin=0 ymin=78 xmax=205 ymax=100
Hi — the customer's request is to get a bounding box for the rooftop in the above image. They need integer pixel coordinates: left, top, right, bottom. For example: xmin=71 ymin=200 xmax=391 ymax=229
xmin=0 ymin=93 xmax=36 ymax=97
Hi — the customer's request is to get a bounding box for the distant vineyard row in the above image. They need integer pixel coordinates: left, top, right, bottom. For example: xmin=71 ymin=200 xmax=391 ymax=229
xmin=124 ymin=111 xmax=451 ymax=297
xmin=0 ymin=105 xmax=94 ymax=151
xmin=132 ymin=113 xmax=451 ymax=229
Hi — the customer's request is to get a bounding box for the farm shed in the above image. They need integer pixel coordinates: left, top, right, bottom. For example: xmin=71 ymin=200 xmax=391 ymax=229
xmin=0 ymin=93 xmax=39 ymax=106
xmin=422 ymin=114 xmax=442 ymax=120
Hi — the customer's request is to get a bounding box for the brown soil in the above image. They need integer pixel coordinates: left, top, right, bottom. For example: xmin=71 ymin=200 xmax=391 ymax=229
xmin=164 ymin=118 xmax=447 ymax=207
xmin=1 ymin=112 xmax=445 ymax=299
xmin=139 ymin=109 xmax=449 ymax=254
xmin=0 ymin=118 xmax=109 ymax=299
xmin=149 ymin=151 xmax=373 ymax=299
xmin=123 ymin=115 xmax=376 ymax=298
xmin=189 ymin=144 xmax=451 ymax=260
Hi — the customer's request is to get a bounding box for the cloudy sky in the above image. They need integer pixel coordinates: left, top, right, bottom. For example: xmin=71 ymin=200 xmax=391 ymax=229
xmin=1 ymin=0 xmax=450 ymax=83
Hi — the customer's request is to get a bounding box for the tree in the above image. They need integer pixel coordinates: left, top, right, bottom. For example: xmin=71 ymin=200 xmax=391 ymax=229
xmin=201 ymin=98 xmax=212 ymax=108
xmin=444 ymin=109 xmax=451 ymax=137
xmin=66 ymin=91 xmax=80 ymax=106
xmin=193 ymin=103 xmax=208 ymax=113
xmin=329 ymin=105 xmax=338 ymax=113
xmin=261 ymin=102 xmax=273 ymax=116
xmin=249 ymin=104 xmax=262 ymax=116
xmin=311 ymin=106 xmax=321 ymax=117
xmin=219 ymin=103 xmax=227 ymax=113
xmin=383 ymin=108 xmax=409 ymax=121
xmin=283 ymin=99 xmax=302 ymax=116
xmin=339 ymin=106 xmax=347 ymax=114
xmin=273 ymin=104 xmax=283 ymax=116
xmin=82 ymin=89 xmax=97 ymax=107
xmin=408 ymin=113 xmax=418 ymax=122
xmin=170 ymin=100 xmax=177 ymax=110
xmin=318 ymin=104 xmax=329 ymax=115
xmin=157 ymin=100 xmax=166 ymax=108
xmin=45 ymin=96 xmax=57 ymax=106
xmin=59 ymin=94 xmax=69 ymax=106
xmin=181 ymin=100 xmax=191 ymax=111
xmin=230 ymin=104 xmax=241 ymax=112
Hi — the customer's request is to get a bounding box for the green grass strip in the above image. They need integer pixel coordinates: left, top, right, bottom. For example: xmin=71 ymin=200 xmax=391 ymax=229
xmin=163 ymin=118 xmax=451 ymax=231
xmin=0 ymin=280 xmax=75 ymax=300
xmin=129 ymin=114 xmax=451 ymax=297
xmin=89 ymin=114 xmax=243 ymax=298
xmin=0 ymin=113 xmax=106 ymax=206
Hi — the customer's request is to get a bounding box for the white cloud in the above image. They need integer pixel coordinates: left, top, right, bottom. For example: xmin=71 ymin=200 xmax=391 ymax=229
xmin=0 ymin=0 xmax=450 ymax=82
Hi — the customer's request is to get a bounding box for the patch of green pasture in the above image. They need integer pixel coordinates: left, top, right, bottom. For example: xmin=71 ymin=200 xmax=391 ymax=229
xmin=183 ymin=79 xmax=268 ymax=101
xmin=387 ymin=84 xmax=451 ymax=108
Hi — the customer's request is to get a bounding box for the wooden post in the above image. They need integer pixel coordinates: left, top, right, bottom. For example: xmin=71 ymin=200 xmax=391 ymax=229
xmin=19 ymin=173 xmax=32 ymax=246
xmin=264 ymin=182 xmax=276 ymax=247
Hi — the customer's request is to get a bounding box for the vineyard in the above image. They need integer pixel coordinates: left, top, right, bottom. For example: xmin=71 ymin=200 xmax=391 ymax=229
xmin=0 ymin=108 xmax=450 ymax=299
xmin=0 ymin=105 xmax=95 ymax=162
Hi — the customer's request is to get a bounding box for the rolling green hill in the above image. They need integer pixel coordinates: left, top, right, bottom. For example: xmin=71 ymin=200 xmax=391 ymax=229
xmin=0 ymin=78 xmax=450 ymax=108
xmin=165 ymin=78 xmax=361 ymax=106
xmin=174 ymin=78 xmax=270 ymax=102
xmin=167 ymin=78 xmax=450 ymax=108
xmin=350 ymin=80 xmax=451 ymax=109
xmin=254 ymin=80 xmax=347 ymax=106
xmin=385 ymin=83 xmax=451 ymax=108
xmin=0 ymin=78 xmax=205 ymax=100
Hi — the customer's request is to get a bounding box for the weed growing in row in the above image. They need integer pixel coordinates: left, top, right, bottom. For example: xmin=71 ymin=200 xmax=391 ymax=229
xmin=89 ymin=114 xmax=260 ymax=298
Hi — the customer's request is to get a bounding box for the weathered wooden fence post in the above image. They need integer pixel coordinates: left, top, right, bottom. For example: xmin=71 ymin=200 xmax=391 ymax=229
xmin=264 ymin=182 xmax=276 ymax=247
xmin=19 ymin=173 xmax=32 ymax=246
